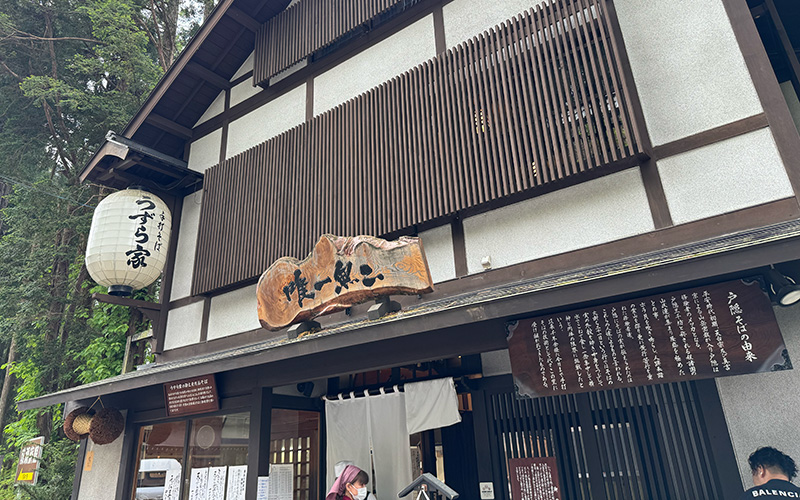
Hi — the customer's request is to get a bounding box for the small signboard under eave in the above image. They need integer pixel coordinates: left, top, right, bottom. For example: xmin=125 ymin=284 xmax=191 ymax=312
xmin=163 ymin=375 xmax=220 ymax=417
xmin=507 ymin=278 xmax=791 ymax=398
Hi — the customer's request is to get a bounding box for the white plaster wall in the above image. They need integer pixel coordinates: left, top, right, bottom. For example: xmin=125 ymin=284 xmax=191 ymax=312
xmin=170 ymin=191 xmax=203 ymax=301
xmin=231 ymin=51 xmax=254 ymax=81
xmin=481 ymin=349 xmax=512 ymax=377
xmin=614 ymin=0 xmax=763 ymax=146
xmin=657 ymin=128 xmax=794 ymax=225
xmin=194 ymin=90 xmax=225 ymax=127
xmin=164 ymin=301 xmax=204 ymax=350
xmin=442 ymin=0 xmax=535 ymax=48
xmin=462 ymin=169 xmax=653 ymax=274
xmin=207 ymin=284 xmax=262 ymax=340
xmin=77 ymin=411 xmax=127 ymax=500
xmin=313 ymin=15 xmax=437 ymax=116
xmin=717 ymin=304 xmax=800 ymax=487
xmin=418 ymin=225 xmax=456 ymax=284
xmin=187 ymin=128 xmax=222 ymax=173
xmin=230 ymin=77 xmax=262 ymax=107
xmin=226 ymin=84 xmax=307 ymax=158
xmin=780 ymin=81 xmax=800 ymax=134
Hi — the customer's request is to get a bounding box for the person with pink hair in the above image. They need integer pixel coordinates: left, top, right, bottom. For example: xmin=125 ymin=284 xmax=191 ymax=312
xmin=326 ymin=464 xmax=370 ymax=500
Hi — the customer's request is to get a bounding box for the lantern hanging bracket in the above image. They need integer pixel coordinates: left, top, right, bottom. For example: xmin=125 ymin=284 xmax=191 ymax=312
xmin=92 ymin=293 xmax=163 ymax=324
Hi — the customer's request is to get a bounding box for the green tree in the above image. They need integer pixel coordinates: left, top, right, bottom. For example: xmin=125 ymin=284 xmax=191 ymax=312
xmin=0 ymin=0 xmax=213 ymax=494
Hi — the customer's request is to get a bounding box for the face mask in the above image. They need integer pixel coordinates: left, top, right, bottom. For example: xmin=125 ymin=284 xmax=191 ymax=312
xmin=355 ymin=487 xmax=368 ymax=500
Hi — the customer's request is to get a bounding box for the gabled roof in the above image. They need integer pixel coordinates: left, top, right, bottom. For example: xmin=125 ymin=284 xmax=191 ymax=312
xmin=80 ymin=0 xmax=291 ymax=192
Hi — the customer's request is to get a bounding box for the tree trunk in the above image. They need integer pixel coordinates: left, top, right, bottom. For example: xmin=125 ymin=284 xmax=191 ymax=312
xmin=0 ymin=336 xmax=17 ymax=432
xmin=0 ymin=181 xmax=9 ymax=237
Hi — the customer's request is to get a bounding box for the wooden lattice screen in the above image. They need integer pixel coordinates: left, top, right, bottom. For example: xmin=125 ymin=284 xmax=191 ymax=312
xmin=254 ymin=0 xmax=416 ymax=85
xmin=193 ymin=0 xmax=646 ymax=295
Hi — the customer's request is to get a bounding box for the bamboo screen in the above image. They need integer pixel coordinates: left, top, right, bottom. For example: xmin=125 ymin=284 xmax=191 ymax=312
xmin=193 ymin=0 xmax=645 ymax=295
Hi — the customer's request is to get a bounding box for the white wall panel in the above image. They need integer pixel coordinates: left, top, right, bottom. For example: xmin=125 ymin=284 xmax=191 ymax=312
xmin=418 ymin=225 xmax=456 ymax=284
xmin=463 ymin=169 xmax=653 ymax=274
xmin=657 ymin=128 xmax=793 ymax=225
xmin=227 ymin=84 xmax=306 ymax=158
xmin=187 ymin=129 xmax=222 ymax=173
xmin=313 ymin=15 xmax=436 ymax=116
xmin=170 ymin=191 xmax=202 ymax=301
xmin=208 ymin=285 xmax=262 ymax=340
xmin=164 ymin=301 xmax=204 ymax=350
xmin=615 ymin=0 xmax=763 ymax=146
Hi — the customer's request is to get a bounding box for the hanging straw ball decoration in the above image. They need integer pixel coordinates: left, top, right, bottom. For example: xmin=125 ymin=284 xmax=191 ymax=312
xmin=89 ymin=407 xmax=125 ymax=445
xmin=145 ymin=423 xmax=172 ymax=446
xmin=63 ymin=406 xmax=91 ymax=442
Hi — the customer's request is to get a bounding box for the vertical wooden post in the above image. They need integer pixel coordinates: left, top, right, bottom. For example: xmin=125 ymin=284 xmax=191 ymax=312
xmin=575 ymin=393 xmax=609 ymax=500
xmin=247 ymin=387 xmax=273 ymax=500
xmin=694 ymin=379 xmax=744 ymax=497
xmin=471 ymin=389 xmax=503 ymax=499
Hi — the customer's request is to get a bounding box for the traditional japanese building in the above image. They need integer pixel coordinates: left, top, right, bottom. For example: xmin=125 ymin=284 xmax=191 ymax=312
xmin=19 ymin=0 xmax=800 ymax=499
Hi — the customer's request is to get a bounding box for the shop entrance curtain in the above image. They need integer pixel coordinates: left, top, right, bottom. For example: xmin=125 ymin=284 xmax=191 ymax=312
xmin=368 ymin=391 xmax=413 ymax=500
xmin=324 ymin=396 xmax=371 ymax=491
xmin=325 ymin=392 xmax=413 ymax=499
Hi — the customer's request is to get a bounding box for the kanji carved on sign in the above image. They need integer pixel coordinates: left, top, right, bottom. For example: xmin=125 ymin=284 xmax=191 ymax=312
xmin=257 ymin=235 xmax=434 ymax=331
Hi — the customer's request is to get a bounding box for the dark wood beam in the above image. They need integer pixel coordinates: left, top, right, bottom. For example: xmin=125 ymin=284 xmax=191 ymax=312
xmin=227 ymin=6 xmax=261 ymax=32
xmin=185 ymin=62 xmax=232 ymax=90
xmin=145 ymin=113 xmax=193 ymax=139
xmin=93 ymin=293 xmax=163 ymax=324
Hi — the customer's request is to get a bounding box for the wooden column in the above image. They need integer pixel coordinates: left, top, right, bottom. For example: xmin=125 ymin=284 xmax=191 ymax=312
xmin=247 ymin=387 xmax=273 ymax=500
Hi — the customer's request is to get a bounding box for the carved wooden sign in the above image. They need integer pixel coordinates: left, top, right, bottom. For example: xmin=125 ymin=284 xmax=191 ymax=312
xmin=257 ymin=235 xmax=434 ymax=331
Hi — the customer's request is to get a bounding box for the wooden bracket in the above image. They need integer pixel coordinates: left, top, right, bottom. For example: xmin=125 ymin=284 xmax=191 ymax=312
xmin=92 ymin=293 xmax=164 ymax=324
xmin=367 ymin=297 xmax=401 ymax=320
xmin=287 ymin=321 xmax=321 ymax=340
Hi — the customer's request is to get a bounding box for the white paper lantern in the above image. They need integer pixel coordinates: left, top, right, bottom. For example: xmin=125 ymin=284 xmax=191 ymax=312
xmin=85 ymin=188 xmax=172 ymax=296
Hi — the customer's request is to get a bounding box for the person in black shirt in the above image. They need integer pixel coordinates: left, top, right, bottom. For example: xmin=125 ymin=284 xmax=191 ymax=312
xmin=740 ymin=447 xmax=800 ymax=499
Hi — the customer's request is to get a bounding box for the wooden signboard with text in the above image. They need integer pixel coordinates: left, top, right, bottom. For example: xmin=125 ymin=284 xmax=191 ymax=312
xmin=507 ymin=279 xmax=790 ymax=398
xmin=164 ymin=375 xmax=220 ymax=417
xmin=15 ymin=436 xmax=43 ymax=485
xmin=257 ymin=234 xmax=434 ymax=330
xmin=509 ymin=458 xmax=562 ymax=500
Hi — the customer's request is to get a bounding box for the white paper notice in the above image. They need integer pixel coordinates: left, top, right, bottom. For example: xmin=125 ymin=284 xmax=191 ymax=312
xmin=206 ymin=466 xmax=227 ymax=498
xmin=226 ymin=465 xmax=248 ymax=500
xmin=269 ymin=464 xmax=294 ymax=500
xmin=257 ymin=476 xmax=269 ymax=500
xmin=188 ymin=467 xmax=209 ymax=500
xmin=162 ymin=469 xmax=181 ymax=500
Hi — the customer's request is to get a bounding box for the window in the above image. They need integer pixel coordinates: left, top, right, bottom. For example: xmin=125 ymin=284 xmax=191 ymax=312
xmin=130 ymin=413 xmax=249 ymax=500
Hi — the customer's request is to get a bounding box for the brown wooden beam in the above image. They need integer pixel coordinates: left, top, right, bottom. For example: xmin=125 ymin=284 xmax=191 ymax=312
xmin=145 ymin=113 xmax=193 ymax=139
xmin=185 ymin=62 xmax=232 ymax=90
xmin=227 ymin=6 xmax=261 ymax=32
xmin=93 ymin=293 xmax=163 ymax=324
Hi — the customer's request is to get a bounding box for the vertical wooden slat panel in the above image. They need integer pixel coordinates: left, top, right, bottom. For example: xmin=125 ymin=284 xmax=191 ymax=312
xmin=194 ymin=0 xmax=646 ymax=295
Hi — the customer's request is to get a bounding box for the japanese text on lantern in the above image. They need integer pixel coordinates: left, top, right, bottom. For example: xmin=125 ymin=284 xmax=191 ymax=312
xmin=507 ymin=279 xmax=788 ymax=397
xmin=126 ymin=196 xmax=165 ymax=269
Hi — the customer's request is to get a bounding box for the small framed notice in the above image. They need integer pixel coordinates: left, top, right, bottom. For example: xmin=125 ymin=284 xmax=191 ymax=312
xmin=164 ymin=375 xmax=220 ymax=417
xmin=509 ymin=457 xmax=561 ymax=500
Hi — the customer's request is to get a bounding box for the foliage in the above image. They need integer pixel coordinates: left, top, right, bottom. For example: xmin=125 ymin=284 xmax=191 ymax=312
xmin=0 ymin=0 xmax=212 ymax=494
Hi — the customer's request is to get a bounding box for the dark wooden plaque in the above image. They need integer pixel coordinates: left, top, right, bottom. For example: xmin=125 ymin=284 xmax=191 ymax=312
xmin=507 ymin=279 xmax=790 ymax=397
xmin=163 ymin=375 xmax=220 ymax=417
xmin=509 ymin=457 xmax=562 ymax=500
xmin=257 ymin=234 xmax=434 ymax=330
